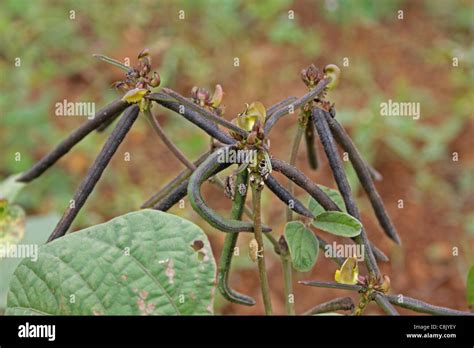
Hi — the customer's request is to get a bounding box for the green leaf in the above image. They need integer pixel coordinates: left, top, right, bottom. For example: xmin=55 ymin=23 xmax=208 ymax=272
xmin=0 ymin=174 xmax=26 ymax=202
xmin=6 ymin=210 xmax=216 ymax=315
xmin=312 ymin=211 xmax=362 ymax=237
xmin=308 ymin=185 xmax=346 ymax=217
xmin=284 ymin=221 xmax=319 ymax=272
xmin=468 ymin=266 xmax=474 ymax=308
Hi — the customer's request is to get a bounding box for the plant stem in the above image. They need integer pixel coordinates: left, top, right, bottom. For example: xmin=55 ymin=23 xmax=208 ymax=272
xmin=286 ymin=126 xmax=304 ymax=221
xmin=47 ymin=105 xmax=140 ymax=242
xmin=92 ymin=54 xmax=131 ymax=72
xmin=218 ymin=171 xmax=256 ymax=306
xmin=144 ymin=108 xmax=196 ymax=171
xmin=251 ymin=180 xmax=273 ymax=315
xmin=16 ymin=99 xmax=129 ymax=183
xmin=279 ymin=237 xmax=295 ymax=315
xmin=303 ymin=297 xmax=355 ymax=315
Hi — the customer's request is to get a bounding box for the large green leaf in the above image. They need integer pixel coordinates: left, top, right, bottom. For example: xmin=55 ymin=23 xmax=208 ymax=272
xmin=312 ymin=211 xmax=362 ymax=237
xmin=284 ymin=221 xmax=319 ymax=272
xmin=6 ymin=210 xmax=216 ymax=315
xmin=468 ymin=266 xmax=474 ymax=308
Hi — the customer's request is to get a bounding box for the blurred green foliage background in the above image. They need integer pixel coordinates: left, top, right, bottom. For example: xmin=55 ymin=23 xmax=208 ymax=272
xmin=0 ymin=0 xmax=473 ymax=314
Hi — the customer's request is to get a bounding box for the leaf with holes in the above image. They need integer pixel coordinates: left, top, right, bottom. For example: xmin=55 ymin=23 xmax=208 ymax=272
xmin=284 ymin=221 xmax=319 ymax=272
xmin=5 ymin=210 xmax=216 ymax=315
xmin=313 ymin=211 xmax=362 ymax=237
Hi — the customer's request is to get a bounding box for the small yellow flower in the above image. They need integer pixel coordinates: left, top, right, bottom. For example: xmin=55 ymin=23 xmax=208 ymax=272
xmin=323 ymin=64 xmax=341 ymax=91
xmin=237 ymin=102 xmax=266 ymax=131
xmin=335 ymin=256 xmax=359 ymax=285
xmin=121 ymin=88 xmax=150 ymax=104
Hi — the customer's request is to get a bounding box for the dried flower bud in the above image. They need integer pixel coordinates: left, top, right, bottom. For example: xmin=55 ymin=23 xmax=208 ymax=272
xmin=197 ymin=89 xmax=210 ymax=103
xmin=149 ymin=72 xmax=161 ymax=87
xmin=247 ymin=131 xmax=257 ymax=145
xmin=191 ymin=87 xmax=211 ymax=106
xmin=138 ymin=48 xmax=150 ymax=59
xmin=301 ymin=64 xmax=324 ymax=88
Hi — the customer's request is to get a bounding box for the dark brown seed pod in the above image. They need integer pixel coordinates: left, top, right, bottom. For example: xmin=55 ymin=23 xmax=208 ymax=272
xmin=47 ymin=105 xmax=140 ymax=242
xmin=322 ymin=111 xmax=401 ymax=245
xmin=17 ymin=99 xmax=130 ymax=183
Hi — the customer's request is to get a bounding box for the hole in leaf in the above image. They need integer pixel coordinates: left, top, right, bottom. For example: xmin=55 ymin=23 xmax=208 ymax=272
xmin=191 ymin=240 xmax=204 ymax=252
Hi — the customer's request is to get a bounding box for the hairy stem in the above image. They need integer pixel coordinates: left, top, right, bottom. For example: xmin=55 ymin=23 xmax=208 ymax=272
xmin=279 ymin=237 xmax=295 ymax=315
xmin=252 ymin=180 xmax=273 ymax=315
xmin=218 ymin=171 xmax=256 ymax=306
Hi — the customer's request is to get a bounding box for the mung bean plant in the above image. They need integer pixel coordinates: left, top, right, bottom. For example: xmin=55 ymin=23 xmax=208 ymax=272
xmin=2 ymin=50 xmax=472 ymax=316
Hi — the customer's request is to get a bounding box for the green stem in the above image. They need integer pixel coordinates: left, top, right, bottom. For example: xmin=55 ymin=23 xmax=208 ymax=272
xmin=251 ymin=179 xmax=273 ymax=315
xmin=281 ymin=245 xmax=295 ymax=315
xmin=217 ymin=171 xmax=255 ymax=306
xmin=92 ymin=54 xmax=131 ymax=72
